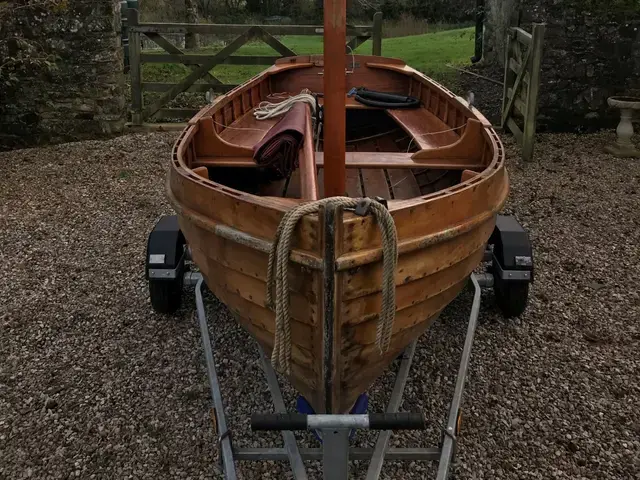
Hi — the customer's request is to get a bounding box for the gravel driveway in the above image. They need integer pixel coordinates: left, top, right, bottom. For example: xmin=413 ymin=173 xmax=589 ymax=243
xmin=1 ymin=130 xmax=638 ymax=480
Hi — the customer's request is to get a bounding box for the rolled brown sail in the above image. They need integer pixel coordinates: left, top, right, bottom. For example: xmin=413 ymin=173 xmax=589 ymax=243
xmin=252 ymin=102 xmax=307 ymax=179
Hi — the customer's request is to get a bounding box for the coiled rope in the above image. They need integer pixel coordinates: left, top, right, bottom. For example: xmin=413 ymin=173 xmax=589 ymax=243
xmin=266 ymin=197 xmax=398 ymax=375
xmin=254 ymin=89 xmax=316 ymax=121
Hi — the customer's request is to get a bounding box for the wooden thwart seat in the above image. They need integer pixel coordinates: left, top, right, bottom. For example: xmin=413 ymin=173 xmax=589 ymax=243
xmin=193 ymin=151 xmax=485 ymax=171
xmin=317 ymin=95 xmax=380 ymax=110
xmin=410 ymin=118 xmax=485 ymax=163
xmin=217 ymin=111 xmax=276 ymax=148
xmin=387 ymin=108 xmax=459 ymax=150
xmin=316 ymin=151 xmax=484 ymax=169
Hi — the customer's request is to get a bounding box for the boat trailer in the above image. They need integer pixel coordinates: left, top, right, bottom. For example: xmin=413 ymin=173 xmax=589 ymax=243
xmin=145 ymin=214 xmax=534 ymax=480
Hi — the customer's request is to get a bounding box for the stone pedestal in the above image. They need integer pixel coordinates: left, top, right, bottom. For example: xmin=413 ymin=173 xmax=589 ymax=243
xmin=604 ymin=96 xmax=640 ymax=158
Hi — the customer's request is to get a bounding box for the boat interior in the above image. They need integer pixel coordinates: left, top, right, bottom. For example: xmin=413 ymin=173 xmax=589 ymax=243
xmin=184 ymin=56 xmax=493 ymax=202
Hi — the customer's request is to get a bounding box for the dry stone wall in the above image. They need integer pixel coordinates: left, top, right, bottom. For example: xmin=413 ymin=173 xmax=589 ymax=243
xmin=484 ymin=0 xmax=640 ymax=131
xmin=0 ymin=0 xmax=126 ymax=150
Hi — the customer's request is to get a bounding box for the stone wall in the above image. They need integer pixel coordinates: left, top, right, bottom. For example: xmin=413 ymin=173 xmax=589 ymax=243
xmin=0 ymin=0 xmax=126 ymax=150
xmin=483 ymin=0 xmax=640 ymax=131
xmin=483 ymin=0 xmax=521 ymax=65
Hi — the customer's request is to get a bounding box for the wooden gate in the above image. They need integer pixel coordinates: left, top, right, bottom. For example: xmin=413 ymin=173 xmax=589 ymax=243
xmin=125 ymin=8 xmax=383 ymax=126
xmin=501 ymin=23 xmax=545 ymax=162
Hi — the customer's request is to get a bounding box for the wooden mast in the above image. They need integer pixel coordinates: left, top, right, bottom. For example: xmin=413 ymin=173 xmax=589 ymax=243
xmin=322 ymin=0 xmax=347 ymax=197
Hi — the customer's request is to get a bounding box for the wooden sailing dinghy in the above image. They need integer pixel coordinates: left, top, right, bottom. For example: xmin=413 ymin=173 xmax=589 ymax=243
xmin=167 ymin=49 xmax=508 ymax=414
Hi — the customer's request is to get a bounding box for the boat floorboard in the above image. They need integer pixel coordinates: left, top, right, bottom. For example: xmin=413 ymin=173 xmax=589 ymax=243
xmin=298 ymin=131 xmax=422 ymax=200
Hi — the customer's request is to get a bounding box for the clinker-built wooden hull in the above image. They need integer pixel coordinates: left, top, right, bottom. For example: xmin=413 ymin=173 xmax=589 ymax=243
xmin=168 ymin=55 xmax=509 ymax=414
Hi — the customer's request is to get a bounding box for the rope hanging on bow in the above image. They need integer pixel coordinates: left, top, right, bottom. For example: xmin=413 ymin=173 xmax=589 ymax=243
xmin=266 ymin=197 xmax=398 ymax=375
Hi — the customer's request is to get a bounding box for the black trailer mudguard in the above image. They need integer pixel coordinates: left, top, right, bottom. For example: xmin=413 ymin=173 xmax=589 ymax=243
xmin=145 ymin=215 xmax=186 ymax=281
xmin=489 ymin=215 xmax=534 ymax=283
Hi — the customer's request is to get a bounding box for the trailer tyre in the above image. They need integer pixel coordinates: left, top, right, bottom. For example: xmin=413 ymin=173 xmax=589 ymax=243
xmin=489 ymin=215 xmax=533 ymax=319
xmin=145 ymin=215 xmax=186 ymax=315
xmin=494 ymin=277 xmax=529 ymax=318
xmin=149 ymin=276 xmax=183 ymax=314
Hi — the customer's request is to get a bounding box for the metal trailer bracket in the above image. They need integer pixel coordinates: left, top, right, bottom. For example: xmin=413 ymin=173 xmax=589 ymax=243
xmin=190 ymin=272 xmax=485 ymax=480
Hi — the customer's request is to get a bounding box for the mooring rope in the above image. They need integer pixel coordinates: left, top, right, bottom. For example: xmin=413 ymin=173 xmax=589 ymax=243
xmin=254 ymin=89 xmax=316 ymax=121
xmin=266 ymin=197 xmax=398 ymax=375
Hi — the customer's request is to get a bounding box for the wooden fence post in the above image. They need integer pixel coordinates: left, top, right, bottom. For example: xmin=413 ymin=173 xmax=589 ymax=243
xmin=372 ymin=12 xmax=382 ymax=56
xmin=127 ymin=7 xmax=143 ymax=126
xmin=120 ymin=1 xmax=129 ymax=71
xmin=185 ymin=0 xmax=199 ymax=50
xmin=501 ymin=30 xmax=514 ymax=128
xmin=522 ymin=23 xmax=545 ymax=162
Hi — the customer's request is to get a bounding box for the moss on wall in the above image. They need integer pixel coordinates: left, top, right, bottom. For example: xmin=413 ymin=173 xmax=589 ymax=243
xmin=0 ymin=0 xmax=126 ymax=151
xmin=484 ymin=0 xmax=640 ymax=131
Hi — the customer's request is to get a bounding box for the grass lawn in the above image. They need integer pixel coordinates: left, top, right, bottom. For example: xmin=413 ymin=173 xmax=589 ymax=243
xmin=142 ymin=27 xmax=475 ymax=86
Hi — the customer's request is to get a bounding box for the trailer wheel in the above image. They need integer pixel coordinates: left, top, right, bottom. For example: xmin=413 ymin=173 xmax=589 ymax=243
xmin=494 ymin=277 xmax=529 ymax=318
xmin=145 ymin=215 xmax=187 ymax=315
xmin=489 ymin=215 xmax=533 ymax=319
xmin=149 ymin=276 xmax=183 ymax=314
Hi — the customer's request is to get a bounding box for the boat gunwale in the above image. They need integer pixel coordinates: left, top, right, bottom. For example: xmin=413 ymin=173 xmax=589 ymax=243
xmin=167 ymin=55 xmax=508 ymax=265
xmin=172 ymin=56 xmax=503 ymax=209
xmin=166 ymin=172 xmax=506 ymax=272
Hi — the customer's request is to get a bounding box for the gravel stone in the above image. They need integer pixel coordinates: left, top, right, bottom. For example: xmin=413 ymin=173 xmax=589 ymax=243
xmin=0 ymin=129 xmax=638 ymax=479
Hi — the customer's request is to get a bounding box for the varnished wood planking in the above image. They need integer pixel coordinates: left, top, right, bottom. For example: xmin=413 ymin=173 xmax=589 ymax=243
xmin=192 ymin=247 xmax=318 ymax=325
xmin=360 ymin=168 xmax=390 ymax=198
xmin=340 ymin=166 xmax=507 ymax=253
xmin=260 ymin=177 xmax=288 ymax=196
xmin=218 ymin=109 xmax=274 ymax=147
xmin=189 ymin=151 xmax=488 ymax=169
xmin=387 ymin=108 xmax=459 ymax=150
xmin=338 ymin=314 xmax=443 ymax=412
xmin=192 ymin=166 xmax=209 ymax=179
xmin=192 ymin=248 xmax=325 ymax=408
xmin=206 ymin=273 xmax=317 ymax=362
xmin=180 ymin=221 xmax=318 ymax=300
xmin=234 ymin=314 xmax=319 ymax=396
xmin=170 ymin=162 xmax=322 ymax=253
xmin=285 ymin=169 xmax=303 ymax=198
xmin=317 ymin=96 xmax=379 ymax=110
xmin=170 ymin=170 xmax=289 ymax=241
xmin=299 ymin=105 xmax=319 ymax=200
xmin=270 ymin=62 xmax=411 ymax=98
xmin=345 ymin=169 xmax=363 ymax=197
xmin=341 ymin=244 xmax=485 ymax=324
xmin=387 ymin=169 xmax=421 ymax=199
xmin=345 ymin=278 xmax=466 ymax=345
xmin=316 ymin=168 xmax=325 ymax=198
xmin=367 ymin=61 xmax=494 ymax=131
xmin=310 ymin=266 xmax=326 ymax=412
xmin=341 ymin=217 xmax=495 ymax=299
xmin=411 ymin=119 xmax=485 ymax=162
xmin=461 ymin=169 xmax=478 ymax=182
xmin=328 ymin=204 xmax=347 ymax=413
xmin=341 ymin=311 xmax=442 ymax=372
xmin=168 ymin=55 xmax=509 ymax=414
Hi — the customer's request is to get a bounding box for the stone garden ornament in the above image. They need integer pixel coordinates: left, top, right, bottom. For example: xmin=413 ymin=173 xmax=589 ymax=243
xmin=605 ymin=96 xmax=640 ymax=158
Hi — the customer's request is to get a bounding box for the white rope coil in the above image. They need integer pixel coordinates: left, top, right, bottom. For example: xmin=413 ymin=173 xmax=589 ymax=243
xmin=253 ymin=89 xmax=316 ymax=121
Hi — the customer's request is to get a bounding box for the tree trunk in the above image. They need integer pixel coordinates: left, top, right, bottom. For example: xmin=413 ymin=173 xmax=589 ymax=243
xmin=185 ymin=0 xmax=199 ymax=50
